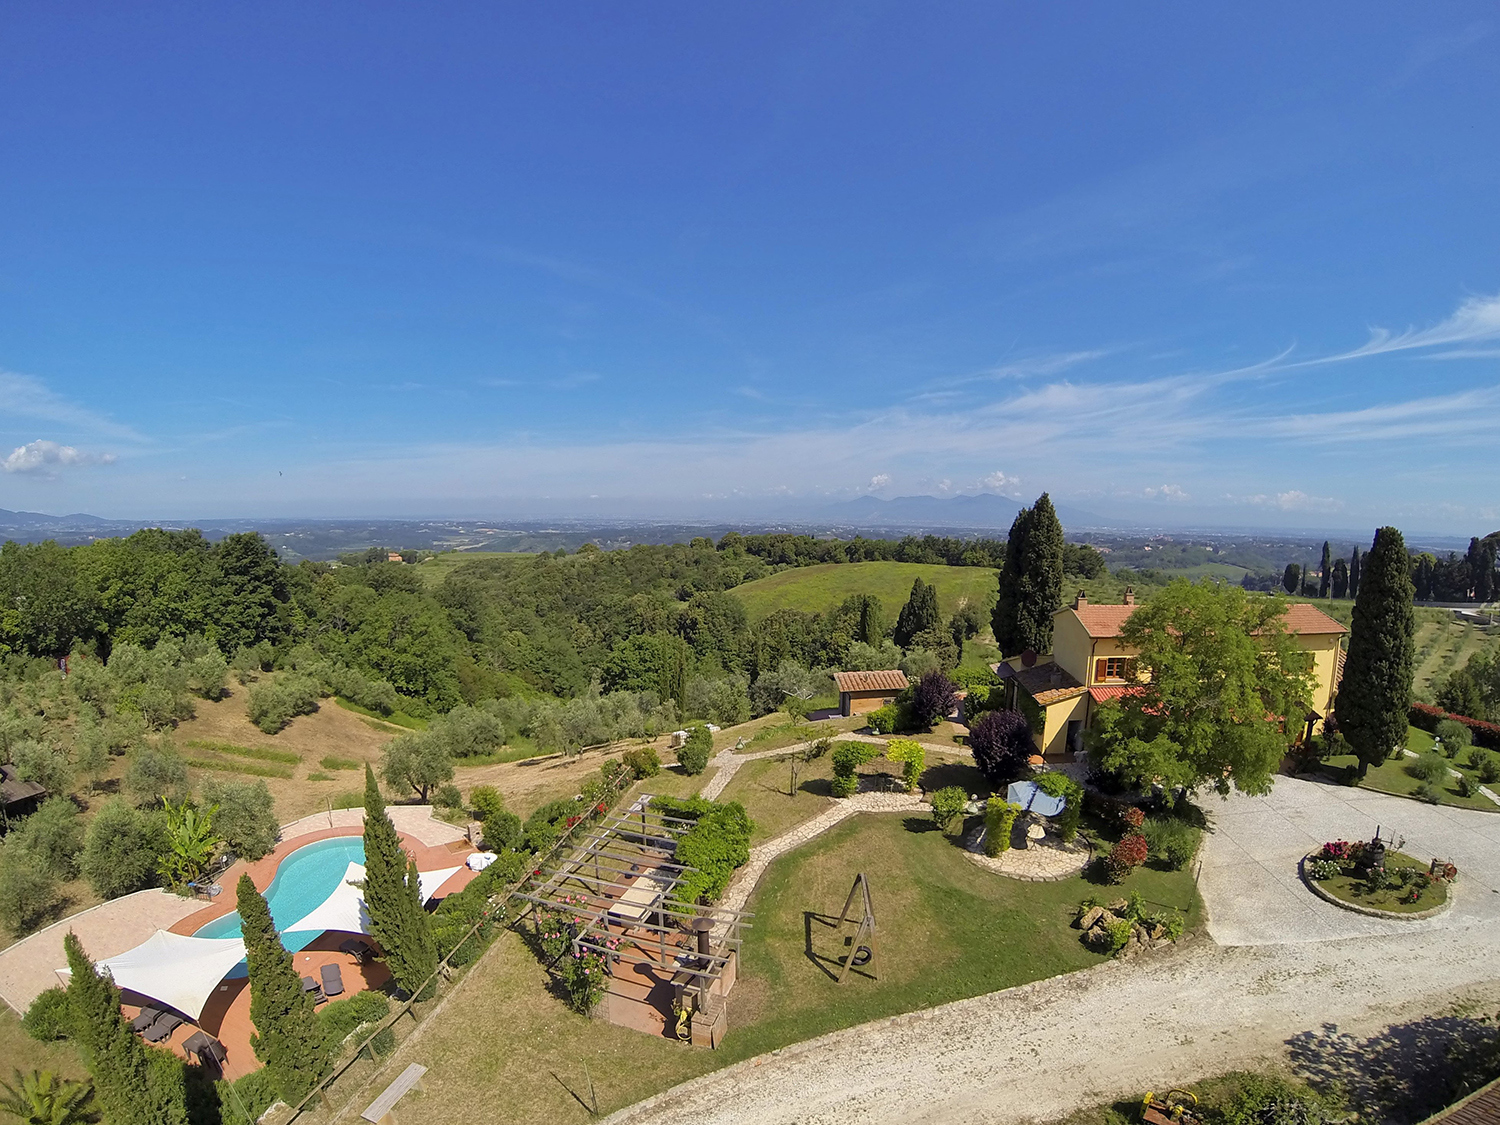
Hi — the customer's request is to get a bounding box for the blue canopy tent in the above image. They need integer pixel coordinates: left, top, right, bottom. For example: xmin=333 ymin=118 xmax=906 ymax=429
xmin=1006 ymin=780 xmax=1066 ymax=817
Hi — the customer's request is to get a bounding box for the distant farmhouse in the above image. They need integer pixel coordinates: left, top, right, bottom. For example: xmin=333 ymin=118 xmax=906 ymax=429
xmin=998 ymin=589 xmax=1347 ymax=760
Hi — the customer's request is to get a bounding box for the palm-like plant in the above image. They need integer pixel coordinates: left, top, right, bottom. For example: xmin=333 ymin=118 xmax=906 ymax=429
xmin=0 ymin=1069 xmax=94 ymax=1125
xmin=156 ymin=798 xmax=220 ymax=888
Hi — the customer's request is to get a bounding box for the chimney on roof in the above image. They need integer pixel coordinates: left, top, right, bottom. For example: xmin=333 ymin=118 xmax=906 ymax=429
xmin=1123 ymin=586 xmax=1136 ymax=606
xmin=1074 ymin=590 xmax=1087 ymax=609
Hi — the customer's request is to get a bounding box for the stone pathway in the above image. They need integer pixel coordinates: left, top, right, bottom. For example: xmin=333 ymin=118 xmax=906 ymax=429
xmin=718 ymin=791 xmax=927 ymax=917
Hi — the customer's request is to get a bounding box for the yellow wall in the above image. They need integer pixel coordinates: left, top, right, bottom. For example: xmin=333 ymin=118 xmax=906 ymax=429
xmin=1038 ymin=693 xmax=1090 ymax=758
xmin=1051 ymin=613 xmax=1093 ymax=685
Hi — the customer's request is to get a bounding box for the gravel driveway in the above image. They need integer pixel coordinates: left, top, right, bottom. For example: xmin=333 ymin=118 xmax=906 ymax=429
xmin=605 ymin=780 xmax=1500 ymax=1125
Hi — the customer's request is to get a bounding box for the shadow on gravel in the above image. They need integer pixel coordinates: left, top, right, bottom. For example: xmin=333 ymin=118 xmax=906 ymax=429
xmin=1287 ymin=1011 xmax=1500 ymax=1123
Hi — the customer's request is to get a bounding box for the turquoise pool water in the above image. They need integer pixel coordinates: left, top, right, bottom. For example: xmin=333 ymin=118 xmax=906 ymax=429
xmin=194 ymin=835 xmax=365 ymax=957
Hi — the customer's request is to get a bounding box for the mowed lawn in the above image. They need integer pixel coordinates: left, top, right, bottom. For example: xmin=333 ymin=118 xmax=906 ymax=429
xmin=729 ymin=561 xmax=997 ymax=623
xmin=374 ymin=814 xmax=1200 ymax=1124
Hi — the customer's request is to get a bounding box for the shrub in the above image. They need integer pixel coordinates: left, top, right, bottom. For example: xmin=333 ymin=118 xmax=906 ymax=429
xmin=929 ymin=786 xmax=967 ymax=835
xmin=1102 ymin=917 xmax=1133 ymax=954
xmin=370 ymin=1026 xmax=396 ymax=1057
xmin=884 ymin=739 xmax=925 ymax=792
xmin=81 ymin=798 xmax=164 ymax=898
xmin=1435 ymin=719 xmax=1473 ymax=754
xmin=1034 ymin=771 xmax=1084 ymax=842
xmin=1221 ymin=1073 xmax=1340 ymax=1125
xmin=969 ymin=709 xmax=1033 ymax=784
xmin=1305 ymin=857 xmax=1342 ymax=880
xmin=623 ymin=746 xmax=661 ymax=779
xmin=1480 ymin=753 xmax=1500 ymax=785
xmin=123 ymin=741 xmax=189 ymax=806
xmin=831 ymin=741 xmax=880 ymax=798
xmin=7 ymin=798 xmax=84 ymax=880
xmin=653 ymin=797 xmax=753 ymax=903
xmin=559 ymin=950 xmax=608 ymax=1014
xmin=482 ymin=811 xmax=522 ymax=851
xmin=1141 ymin=817 xmax=1201 ymax=870
xmin=470 ymin=785 xmax=505 ymax=823
xmin=319 ymin=989 xmax=390 ymax=1044
xmin=217 ymin=1069 xmax=280 ymax=1125
xmin=431 ymin=783 xmax=463 ymax=810
xmin=22 ymin=986 xmax=72 ymax=1041
xmin=0 ymin=839 xmax=59 ymax=936
xmin=1457 ymin=774 xmax=1480 ymax=798
xmin=908 ymin=672 xmax=958 ymax=729
xmin=1407 ymin=752 xmax=1450 ymax=782
xmin=1415 ymin=781 xmax=1445 ymax=804
xmin=983 ymin=800 xmax=1022 ymax=856
xmin=202 ymin=778 xmax=279 ymax=861
xmin=246 ymin=675 xmax=321 ymax=734
xmin=1101 ymin=832 xmax=1148 ymax=883
xmin=522 ymin=799 xmax=577 ymax=853
xmin=677 ymin=725 xmax=713 ymax=776
xmin=1122 ymin=805 xmax=1146 ymax=830
xmin=866 ymin=704 xmax=899 ymax=734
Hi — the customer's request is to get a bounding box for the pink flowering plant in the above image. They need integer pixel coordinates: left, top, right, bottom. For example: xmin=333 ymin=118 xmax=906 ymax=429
xmin=560 ymin=950 xmax=608 ymax=1013
xmin=536 ymin=893 xmax=590 ymax=962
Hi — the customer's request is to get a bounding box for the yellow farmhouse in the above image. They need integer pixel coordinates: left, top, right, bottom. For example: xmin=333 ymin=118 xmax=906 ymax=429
xmin=995 ymin=589 xmax=1347 ymax=760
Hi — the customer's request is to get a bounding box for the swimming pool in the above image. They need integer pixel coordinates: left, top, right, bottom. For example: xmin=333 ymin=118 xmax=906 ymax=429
xmin=194 ymin=835 xmax=366 ymax=955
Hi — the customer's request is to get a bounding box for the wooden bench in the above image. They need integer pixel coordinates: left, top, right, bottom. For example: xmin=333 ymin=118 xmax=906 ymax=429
xmin=360 ymin=1064 xmax=427 ymax=1124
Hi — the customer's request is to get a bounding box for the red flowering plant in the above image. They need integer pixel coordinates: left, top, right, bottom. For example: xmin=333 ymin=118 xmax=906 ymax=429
xmin=1321 ymin=840 xmax=1357 ymax=864
xmin=536 ymin=893 xmax=590 ymax=961
xmin=1121 ymin=806 xmax=1146 ymax=830
xmin=1102 ymin=832 xmax=1149 ymax=884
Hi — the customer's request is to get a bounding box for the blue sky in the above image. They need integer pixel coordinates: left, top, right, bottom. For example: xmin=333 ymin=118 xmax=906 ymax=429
xmin=1 ymin=3 xmax=1497 ymax=532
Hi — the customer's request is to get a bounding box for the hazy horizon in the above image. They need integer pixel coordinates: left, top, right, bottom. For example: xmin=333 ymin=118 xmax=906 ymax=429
xmin=2 ymin=6 xmax=1497 ymax=534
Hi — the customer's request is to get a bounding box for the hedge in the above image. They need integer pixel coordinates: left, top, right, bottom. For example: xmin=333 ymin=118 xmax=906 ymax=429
xmin=1410 ymin=702 xmax=1500 ymax=749
xmin=652 ymin=796 xmax=754 ymax=904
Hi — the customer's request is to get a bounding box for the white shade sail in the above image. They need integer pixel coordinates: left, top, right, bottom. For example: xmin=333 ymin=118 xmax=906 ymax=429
xmin=60 ymin=930 xmax=248 ymax=1019
xmin=283 ymin=861 xmax=464 ymax=937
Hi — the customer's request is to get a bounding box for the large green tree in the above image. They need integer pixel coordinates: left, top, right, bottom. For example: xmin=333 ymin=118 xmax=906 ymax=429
xmin=1281 ymin=563 xmax=1300 ymax=595
xmin=237 ymin=875 xmax=331 ymax=1101
xmin=1318 ymin=542 xmax=1332 ymax=598
xmin=892 ymin=578 xmax=940 ymax=648
xmin=62 ymin=933 xmax=187 ymax=1125
xmin=361 ymin=766 xmax=438 ymax=997
xmin=1338 ymin=527 xmax=1416 ymax=777
xmin=1087 ymin=581 xmax=1314 ymax=797
xmin=1331 ymin=557 xmax=1349 ymax=599
xmin=991 ymin=493 xmax=1065 ymax=656
xmin=1348 ymin=545 xmax=1361 ymax=598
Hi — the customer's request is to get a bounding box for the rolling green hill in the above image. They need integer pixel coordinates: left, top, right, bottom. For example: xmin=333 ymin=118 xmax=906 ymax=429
xmin=728 ymin=561 xmax=997 ymax=623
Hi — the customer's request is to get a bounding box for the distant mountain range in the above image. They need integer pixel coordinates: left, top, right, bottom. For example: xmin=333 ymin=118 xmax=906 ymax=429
xmin=818 ymin=493 xmax=1121 ymax=531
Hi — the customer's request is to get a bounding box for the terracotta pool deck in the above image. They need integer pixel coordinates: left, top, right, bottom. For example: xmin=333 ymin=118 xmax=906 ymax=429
xmin=0 ymin=804 xmax=479 ymax=1083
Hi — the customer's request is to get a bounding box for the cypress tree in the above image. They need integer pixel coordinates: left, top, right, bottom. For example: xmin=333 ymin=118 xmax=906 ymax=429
xmin=1349 ymin=546 xmax=1361 ymax=598
xmin=1331 ymin=557 xmax=1349 ymax=599
xmin=1282 ymin=564 xmax=1300 ymax=595
xmin=362 ymin=766 xmax=436 ymax=997
xmin=1319 ymin=541 xmax=1332 ymax=599
xmin=1338 ymin=528 xmax=1415 ymax=778
xmin=893 ymin=579 xmax=939 ymax=648
xmin=855 ymin=595 xmax=885 ymax=645
xmin=655 ymin=635 xmax=689 ymax=711
xmin=238 ymin=874 xmax=331 ymax=1101
xmin=991 ymin=493 xmax=1064 ymax=656
xmin=63 ymin=932 xmax=186 ymax=1125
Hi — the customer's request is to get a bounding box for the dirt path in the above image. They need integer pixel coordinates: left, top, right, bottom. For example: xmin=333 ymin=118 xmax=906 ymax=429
xmin=603 ymin=922 xmax=1500 ymax=1125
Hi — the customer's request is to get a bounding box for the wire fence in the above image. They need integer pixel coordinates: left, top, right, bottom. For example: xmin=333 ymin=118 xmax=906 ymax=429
xmin=273 ymin=770 xmax=639 ymax=1125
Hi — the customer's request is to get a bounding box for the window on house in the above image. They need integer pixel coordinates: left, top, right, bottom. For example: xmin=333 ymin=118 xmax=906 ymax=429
xmin=1094 ymin=657 xmax=1136 ymax=682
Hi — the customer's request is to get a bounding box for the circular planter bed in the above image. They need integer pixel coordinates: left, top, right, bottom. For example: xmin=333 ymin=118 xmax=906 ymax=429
xmin=1300 ymin=848 xmax=1453 ymax=920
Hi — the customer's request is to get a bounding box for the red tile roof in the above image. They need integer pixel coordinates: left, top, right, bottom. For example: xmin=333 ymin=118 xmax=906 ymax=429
xmin=1069 ymin=601 xmax=1347 ymax=638
xmin=833 ymin=670 xmax=908 ymax=693
xmin=1088 ymin=685 xmax=1144 ymax=703
xmin=1011 ymin=664 xmax=1087 ymax=707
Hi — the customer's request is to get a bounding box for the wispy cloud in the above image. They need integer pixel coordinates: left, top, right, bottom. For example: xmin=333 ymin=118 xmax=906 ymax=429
xmin=2 ymin=439 xmax=117 ymax=477
xmin=0 ymin=370 xmax=144 ymax=441
xmin=1315 ymin=293 xmax=1500 ymax=363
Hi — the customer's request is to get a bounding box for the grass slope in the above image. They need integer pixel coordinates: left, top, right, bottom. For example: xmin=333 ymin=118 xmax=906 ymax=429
xmin=378 ymin=814 xmax=1200 ymax=1124
xmin=416 ymin=550 xmax=532 ymax=586
xmin=729 ymin=561 xmax=997 ymax=623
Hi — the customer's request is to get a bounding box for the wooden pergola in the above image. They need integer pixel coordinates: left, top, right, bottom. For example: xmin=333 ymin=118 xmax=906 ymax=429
xmin=511 ymin=795 xmax=752 ymax=1009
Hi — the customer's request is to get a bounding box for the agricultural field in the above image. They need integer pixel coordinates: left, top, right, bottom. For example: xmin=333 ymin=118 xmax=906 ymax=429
xmin=415 ymin=550 xmax=531 ymax=585
xmin=729 ymin=561 xmax=997 ymax=623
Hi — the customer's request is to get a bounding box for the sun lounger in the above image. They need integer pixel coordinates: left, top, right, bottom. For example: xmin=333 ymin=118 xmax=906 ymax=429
xmin=182 ymin=1030 xmax=227 ymax=1067
xmin=143 ymin=1012 xmax=182 ymax=1043
xmin=131 ymin=1006 xmax=164 ymax=1033
xmin=320 ymin=962 xmax=345 ymax=997
xmin=338 ymin=938 xmax=373 ymax=963
xmin=301 ymin=975 xmax=325 ymax=1001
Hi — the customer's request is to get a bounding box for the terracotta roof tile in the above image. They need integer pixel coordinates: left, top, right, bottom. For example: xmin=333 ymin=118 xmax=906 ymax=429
xmin=1088 ymin=685 xmax=1143 ymax=703
xmin=1011 ymin=664 xmax=1087 ymax=707
xmin=833 ymin=670 xmax=908 ymax=693
xmin=1068 ymin=601 xmax=1348 ymax=638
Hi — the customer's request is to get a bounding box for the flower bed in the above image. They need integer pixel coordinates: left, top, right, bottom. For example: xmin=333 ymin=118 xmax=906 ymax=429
xmin=1302 ymin=839 xmax=1454 ymax=918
